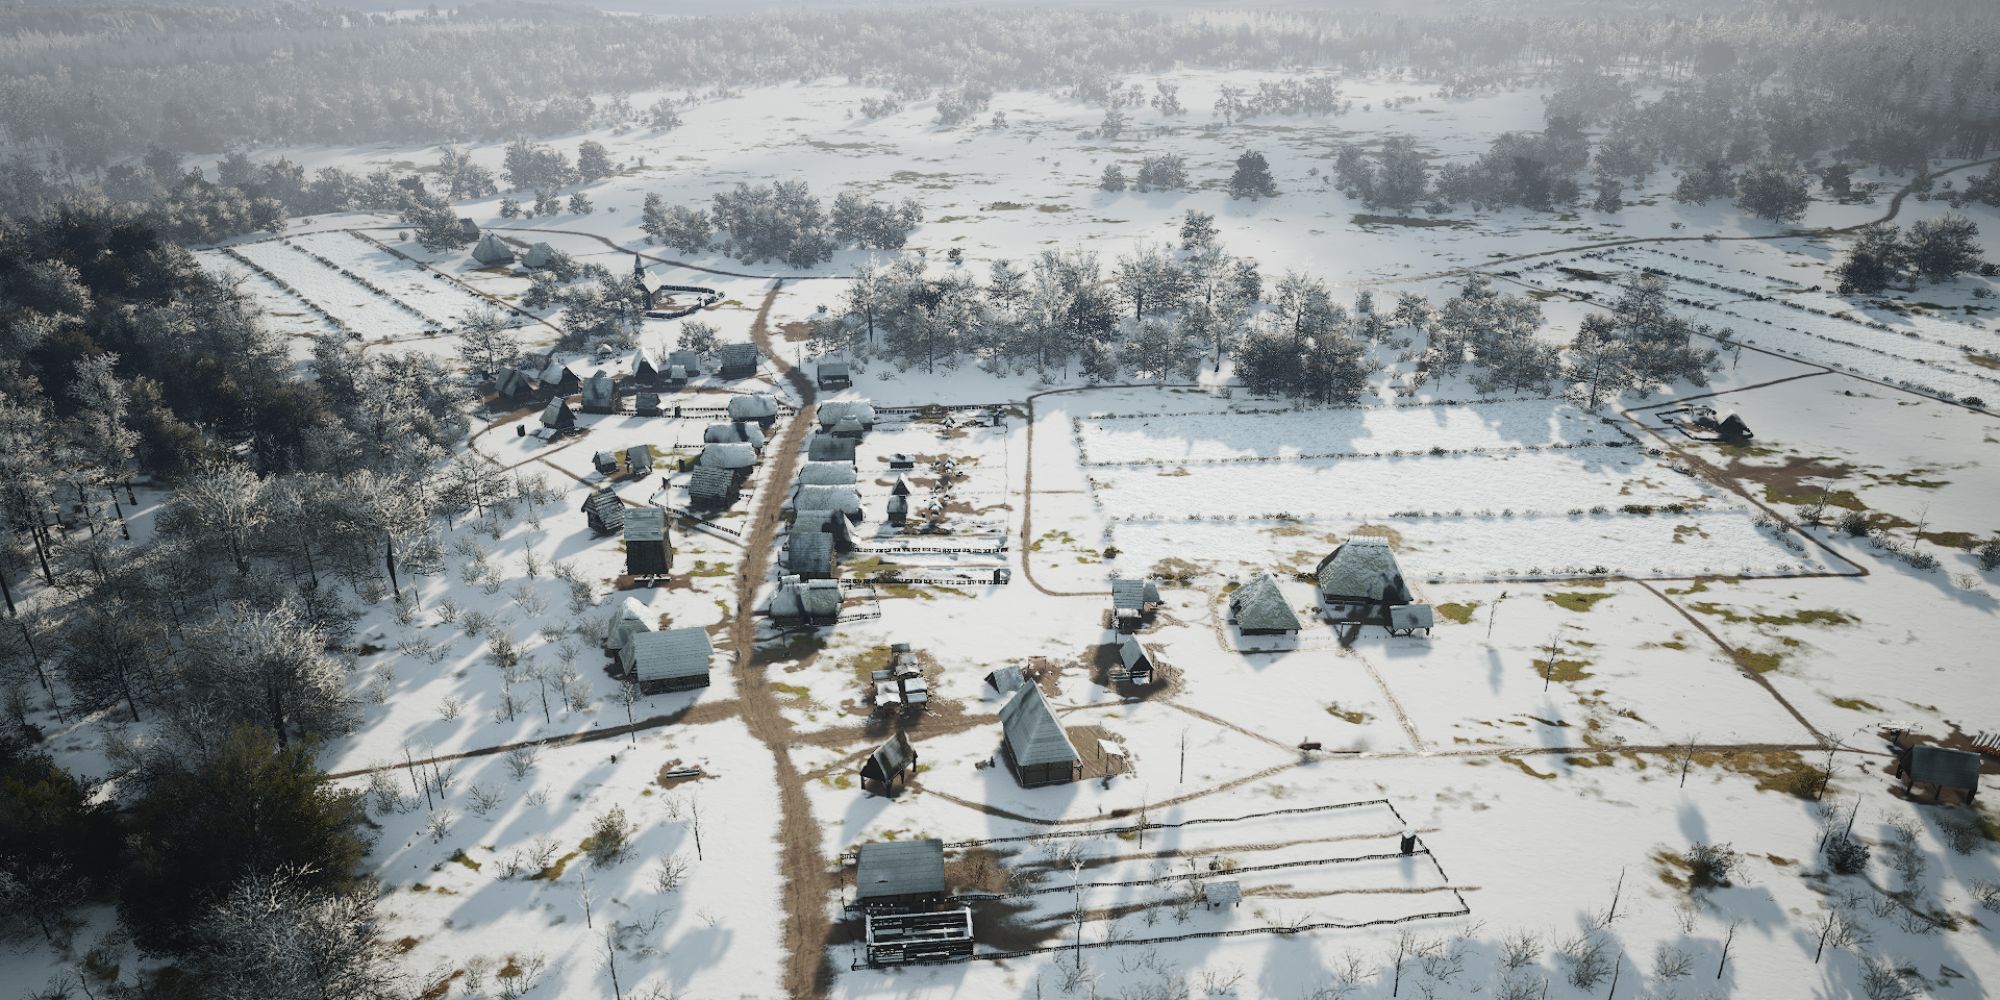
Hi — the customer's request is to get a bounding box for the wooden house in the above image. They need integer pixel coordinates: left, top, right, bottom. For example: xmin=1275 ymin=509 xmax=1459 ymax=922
xmin=1114 ymin=635 xmax=1156 ymax=684
xmin=808 ymin=435 xmax=857 ymax=464
xmin=860 ymin=732 xmax=917 ymax=795
xmin=592 ymin=451 xmax=619 ymax=476
xmin=770 ymin=575 xmax=842 ymax=626
xmin=471 ymin=232 xmax=514 ymax=265
xmin=540 ymin=398 xmax=577 ymax=432
xmin=624 ymin=445 xmax=654 ymax=478
xmin=621 ymin=627 xmax=711 ymax=692
xmin=998 ymin=686 xmax=1081 ymax=788
xmin=623 ymin=507 xmax=672 ymax=577
xmin=630 ymin=346 xmax=662 ymax=386
xmin=716 ymin=342 xmax=760 ymax=380
xmin=605 ymin=597 xmax=655 ymax=654
xmin=727 ymin=393 xmax=779 ymax=427
xmin=817 ymin=357 xmax=852 ymax=390
xmin=853 ymin=839 xmax=946 ymax=913
xmin=1228 ymin=573 xmax=1302 ymax=635
xmin=580 ymin=370 xmax=618 ymax=414
xmin=1315 ymin=537 xmax=1413 ymax=622
xmin=581 ymin=487 xmax=624 ymax=536
xmin=686 ymin=466 xmax=741 ymax=510
xmin=787 ymin=531 xmax=836 ymax=580
xmin=698 ymin=443 xmax=758 ymax=485
xmin=704 ymin=421 xmax=767 ymax=451
xmin=797 ymin=461 xmax=857 ymax=487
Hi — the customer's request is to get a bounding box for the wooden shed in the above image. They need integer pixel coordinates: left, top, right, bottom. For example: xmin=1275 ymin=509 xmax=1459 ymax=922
xmin=1898 ymin=745 xmax=1982 ymax=803
xmin=859 ymin=732 xmax=918 ymax=795
xmin=620 ymin=627 xmax=711 ymax=692
xmin=686 ymin=466 xmax=742 ymax=510
xmin=581 ymin=487 xmax=625 ymax=536
xmin=580 ymin=370 xmax=619 ymax=414
xmin=853 ymin=839 xmax=946 ymax=912
xmin=817 ymin=357 xmax=852 ymax=390
xmin=623 ymin=507 xmax=672 ymax=577
xmin=998 ymin=686 xmax=1081 ymax=788
xmin=716 ymin=342 xmax=761 ymax=380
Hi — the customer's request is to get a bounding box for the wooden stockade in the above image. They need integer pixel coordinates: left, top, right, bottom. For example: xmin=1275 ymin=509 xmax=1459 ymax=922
xmin=852 ymin=540 xmax=1009 ymax=557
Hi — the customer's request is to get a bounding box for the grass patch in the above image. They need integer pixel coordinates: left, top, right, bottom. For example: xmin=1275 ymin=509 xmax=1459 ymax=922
xmin=1533 ymin=657 xmax=1594 ymax=683
xmin=1325 ymin=703 xmax=1373 ymax=725
xmin=1435 ymin=601 xmax=1480 ymax=625
xmin=1545 ymin=592 xmax=1613 ymax=613
xmin=1736 ymin=648 xmax=1784 ymax=673
xmin=1689 ymin=603 xmax=1852 ymax=627
xmin=1151 ymin=557 xmax=1200 ymax=585
xmin=1831 ymin=696 xmax=1881 ymax=712
xmin=1690 ymin=749 xmax=1821 ymax=797
xmin=530 ymin=850 xmax=581 ymax=882
xmin=1500 ymin=755 xmax=1557 ymax=779
xmin=685 ymin=559 xmax=733 ymax=578
xmin=448 ymin=849 xmax=481 ymax=872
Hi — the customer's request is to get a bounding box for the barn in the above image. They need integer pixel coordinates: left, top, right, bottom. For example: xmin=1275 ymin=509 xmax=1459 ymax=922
xmin=716 ymin=342 xmax=761 ymax=379
xmin=1110 ymin=577 xmax=1163 ymax=630
xmin=538 ymin=359 xmax=583 ymax=395
xmin=1315 ymin=536 xmax=1413 ymax=611
xmin=630 ymin=345 xmax=662 ymax=386
xmin=493 ymin=367 xmax=533 ymax=401
xmin=787 ymin=531 xmax=837 ymax=579
xmin=853 ymin=839 xmax=946 ymax=912
xmin=623 ymin=507 xmax=672 ymax=577
xmin=620 ymin=627 xmax=712 ymax=692
xmin=1115 ymin=635 xmax=1156 ymax=684
xmin=998 ymin=685 xmax=1081 ymax=788
xmin=686 ymin=466 xmax=741 ymax=509
xmin=471 ymin=232 xmax=515 ymax=266
xmin=540 ymin=398 xmax=577 ymax=432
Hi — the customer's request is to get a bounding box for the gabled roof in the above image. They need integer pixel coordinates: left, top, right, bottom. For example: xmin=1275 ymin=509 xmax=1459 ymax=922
xmin=818 ymin=357 xmax=851 ymax=377
xmin=808 ymin=436 xmax=856 ymax=463
xmin=771 ymin=576 xmax=842 ymax=621
xmin=716 ymin=342 xmax=760 ymax=371
xmin=860 ymin=732 xmax=916 ymax=784
xmin=522 ymin=242 xmax=557 ymax=269
xmin=727 ymin=393 xmax=779 ymax=421
xmin=625 ymin=444 xmax=654 ymax=471
xmin=581 ymin=487 xmax=624 ymax=528
xmin=1116 ymin=635 xmax=1153 ymax=671
xmin=494 ymin=368 xmax=532 ymax=397
xmin=704 ymin=422 xmax=766 ymax=448
xmin=817 ymin=400 xmax=876 ymax=430
xmin=854 ymin=839 xmax=944 ymax=902
xmin=539 ymin=358 xmax=580 ymax=386
xmin=788 ymin=531 xmax=834 ymax=575
xmin=607 ymin=597 xmax=654 ymax=652
xmin=624 ymin=627 xmax=711 ymax=684
xmin=623 ymin=506 xmax=667 ymax=543
xmin=471 ymin=232 xmax=515 ymax=265
xmin=540 ymin=398 xmax=574 ymax=428
xmin=986 ymin=665 xmax=1026 ymax=693
xmin=630 ymin=345 xmax=660 ymax=374
xmin=687 ymin=466 xmax=739 ymax=504
xmin=890 ymin=474 xmax=913 ymax=497
xmin=698 ymin=443 xmax=758 ymax=470
xmin=998 ymin=685 xmax=1079 ymax=769
xmin=793 ymin=485 xmax=861 ymax=516
xmin=1110 ymin=578 xmax=1162 ymax=611
xmin=667 ymin=350 xmax=702 ymax=372
xmin=1314 ymin=537 xmax=1412 ymax=605
xmin=1229 ymin=573 xmax=1302 ymax=632
xmin=581 ymin=370 xmax=617 ymax=408
xmin=797 ymin=461 xmax=857 ymax=487
xmin=1910 ymin=745 xmax=1982 ymax=790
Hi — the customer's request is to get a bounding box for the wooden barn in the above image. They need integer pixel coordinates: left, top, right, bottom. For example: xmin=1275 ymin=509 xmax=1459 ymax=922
xmin=634 ymin=392 xmax=663 ymax=417
xmin=716 ymin=342 xmax=761 ymax=380
xmin=1114 ymin=635 xmax=1156 ymax=684
xmin=808 ymin=435 xmax=857 ymax=464
xmin=787 ymin=531 xmax=837 ymax=580
xmin=853 ymin=839 xmax=946 ymax=912
xmin=623 ymin=507 xmax=672 ymax=578
xmin=538 ymin=359 xmax=583 ymax=396
xmin=1315 ymin=537 xmax=1413 ymax=623
xmin=493 ymin=367 xmax=534 ymax=401
xmin=859 ymin=731 xmax=917 ymax=795
xmin=817 ymin=356 xmax=852 ymax=390
xmin=630 ymin=346 xmax=662 ymax=386
xmin=792 ymin=484 xmax=863 ymax=524
xmin=686 ymin=466 xmax=741 ymax=510
xmin=1110 ymin=577 xmax=1163 ymax=630
xmin=998 ymin=685 xmax=1081 ymax=788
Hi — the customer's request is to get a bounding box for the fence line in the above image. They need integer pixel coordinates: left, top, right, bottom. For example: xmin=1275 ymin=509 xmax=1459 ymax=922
xmin=994 ymin=849 xmax=1435 ymax=899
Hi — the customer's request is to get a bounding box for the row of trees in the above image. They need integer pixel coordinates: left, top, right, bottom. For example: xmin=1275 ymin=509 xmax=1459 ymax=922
xmin=640 ymin=182 xmax=923 ymax=267
xmin=1836 ymin=215 xmax=1991 ymax=294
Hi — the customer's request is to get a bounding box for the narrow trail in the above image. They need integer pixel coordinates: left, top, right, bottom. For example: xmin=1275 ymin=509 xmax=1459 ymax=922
xmin=723 ymin=282 xmax=837 ymax=999
xmin=1630 ymin=579 xmax=1830 ymax=744
xmin=323 ymin=700 xmax=743 ymax=780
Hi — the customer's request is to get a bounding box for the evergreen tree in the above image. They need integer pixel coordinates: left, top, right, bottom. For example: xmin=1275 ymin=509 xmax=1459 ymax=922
xmin=1099 ymin=163 xmax=1127 ymax=192
xmin=1904 ymin=212 xmax=1984 ymax=284
xmin=1835 ymin=225 xmax=1904 ymax=295
xmin=1735 ymin=163 xmax=1811 ymax=222
xmin=1228 ymin=150 xmax=1279 ymax=200
xmin=575 ymin=140 xmax=613 ymax=182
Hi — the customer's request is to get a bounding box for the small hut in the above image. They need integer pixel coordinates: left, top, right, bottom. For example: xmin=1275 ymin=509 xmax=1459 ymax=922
xmin=1115 ymin=635 xmax=1156 ymax=684
xmin=716 ymin=342 xmax=760 ymax=380
xmin=787 ymin=531 xmax=836 ymax=579
xmin=580 ymin=370 xmax=618 ymax=414
xmin=985 ymin=665 xmax=1027 ymax=694
xmin=808 ymin=435 xmax=857 ymax=465
xmin=1110 ymin=577 xmax=1163 ymax=630
xmin=592 ymin=451 xmax=620 ymax=476
xmin=623 ymin=507 xmax=672 ymax=577
xmin=1228 ymin=573 xmax=1302 ymax=635
xmin=492 ymin=367 xmax=531 ymax=401
xmin=998 ymin=686 xmax=1081 ymax=788
xmin=727 ymin=393 xmax=780 ymax=427
xmin=540 ymin=398 xmax=577 ymax=432
xmin=793 ymin=485 xmax=863 ymax=523
xmin=704 ymin=421 xmax=767 ymax=451
xmin=667 ymin=350 xmax=703 ymax=379
xmin=521 ymin=241 xmax=559 ymax=270
xmin=471 ymin=232 xmax=515 ymax=266
xmin=1898 ymin=745 xmax=1982 ymax=803
xmin=886 ymin=494 xmax=909 ymax=526
xmin=621 ymin=627 xmax=711 ymax=692
xmin=1315 ymin=537 xmax=1412 ymax=622
xmin=770 ymin=575 xmax=842 ymax=626
xmin=1715 ymin=411 xmax=1754 ymax=444
xmin=859 ymin=732 xmax=917 ymax=795
xmin=634 ymin=392 xmax=663 ymax=417
xmin=624 ymin=445 xmax=655 ymax=478
xmin=686 ymin=466 xmax=741 ymax=509
xmin=817 ymin=357 xmax=852 ymax=390
xmin=581 ymin=487 xmax=624 ymax=535
xmin=457 ymin=217 xmax=481 ymax=242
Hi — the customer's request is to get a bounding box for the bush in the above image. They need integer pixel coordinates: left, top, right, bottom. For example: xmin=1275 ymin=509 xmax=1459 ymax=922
xmin=1686 ymin=841 xmax=1742 ymax=889
xmin=1837 ymin=511 xmax=1872 ymax=537
xmin=584 ymin=806 xmax=636 ymax=868
xmin=1825 ymin=833 xmax=1871 ymax=875
xmin=1977 ymin=537 xmax=2000 ymax=571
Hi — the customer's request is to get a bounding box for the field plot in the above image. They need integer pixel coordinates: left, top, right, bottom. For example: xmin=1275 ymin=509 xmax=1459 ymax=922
xmin=196 ymin=248 xmax=342 ymax=349
xmin=933 ymin=801 xmax=1463 ymax=958
xmin=1518 ymin=247 xmax=2000 ymax=404
xmin=233 ymin=238 xmax=436 ymax=341
xmin=1040 ymin=393 xmax=1828 ymax=586
xmin=291 ymin=231 xmax=505 ymax=329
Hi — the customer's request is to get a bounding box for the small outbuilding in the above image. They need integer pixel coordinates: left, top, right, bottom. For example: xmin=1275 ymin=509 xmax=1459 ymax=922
xmin=1228 ymin=573 xmax=1303 ymax=635
xmin=592 ymin=451 xmax=620 ymax=476
xmin=1898 ymin=745 xmax=1982 ymax=803
xmin=1110 ymin=577 xmax=1163 ymax=630
xmin=1115 ymin=635 xmax=1156 ymax=684
xmin=716 ymin=342 xmax=761 ymax=380
xmin=817 ymin=357 xmax=852 ymax=390
xmin=581 ymin=487 xmax=625 ymax=536
xmin=817 ymin=401 xmax=877 ymax=434
xmin=793 ymin=485 xmax=863 ymax=523
xmin=580 ymin=370 xmax=618 ymax=414
xmin=472 ymin=232 xmax=516 ymax=266
xmin=686 ymin=466 xmax=742 ymax=509
xmin=457 ymin=217 xmax=481 ymax=242
xmin=634 ymin=392 xmax=663 ymax=417
xmin=859 ymin=731 xmax=918 ymax=795
xmin=605 ymin=597 xmax=655 ymax=654
xmin=621 ymin=627 xmax=712 ymax=692
xmin=521 ymin=241 xmax=559 ymax=270
xmin=853 ymin=839 xmax=946 ymax=913
xmin=997 ymin=685 xmax=1081 ymax=788
xmin=698 ymin=443 xmax=759 ymax=484
xmin=1389 ymin=604 xmax=1434 ymax=637
xmin=623 ymin=507 xmax=672 ymax=577
xmin=727 ymin=393 xmax=780 ymax=426
xmin=624 ymin=445 xmax=655 ymax=478
xmin=809 ymin=435 xmax=857 ymax=464
xmin=540 ymin=398 xmax=577 ymax=432
xmin=1203 ymin=879 xmax=1242 ymax=910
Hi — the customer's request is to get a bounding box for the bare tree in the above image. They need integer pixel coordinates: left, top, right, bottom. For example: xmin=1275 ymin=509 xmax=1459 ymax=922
xmin=195 ymin=866 xmax=405 ymax=1000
